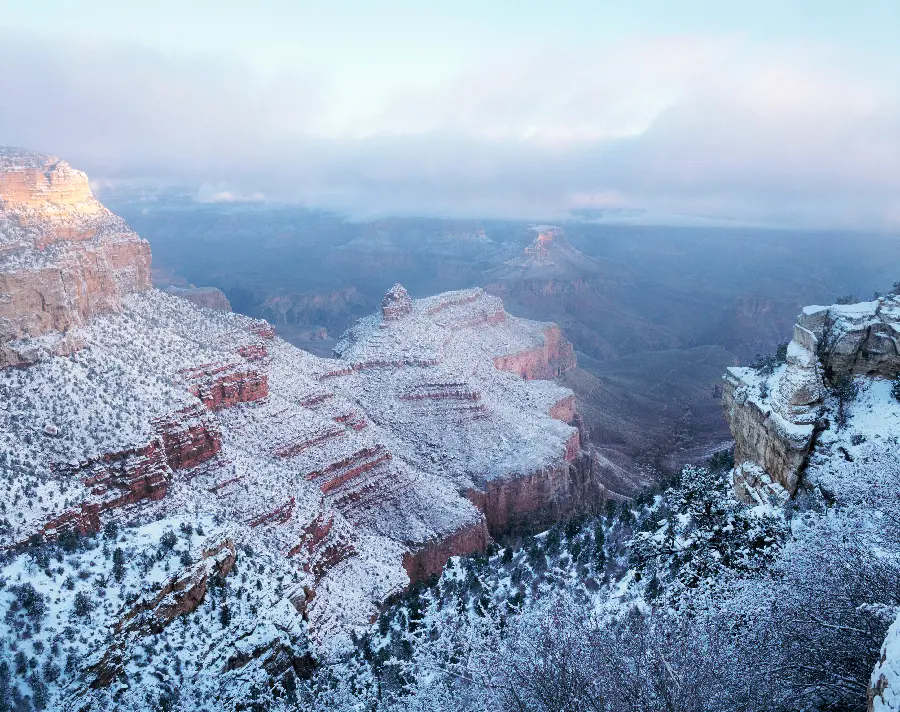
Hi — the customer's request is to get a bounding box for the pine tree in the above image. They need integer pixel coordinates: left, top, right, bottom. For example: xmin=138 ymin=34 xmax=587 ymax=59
xmin=112 ymin=547 xmax=125 ymax=582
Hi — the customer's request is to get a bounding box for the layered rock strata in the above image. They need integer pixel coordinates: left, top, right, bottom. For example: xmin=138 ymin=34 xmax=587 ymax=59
xmin=333 ymin=286 xmax=601 ymax=535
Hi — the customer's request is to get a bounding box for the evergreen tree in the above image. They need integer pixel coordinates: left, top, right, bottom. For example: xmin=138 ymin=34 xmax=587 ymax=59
xmin=112 ymin=547 xmax=126 ymax=582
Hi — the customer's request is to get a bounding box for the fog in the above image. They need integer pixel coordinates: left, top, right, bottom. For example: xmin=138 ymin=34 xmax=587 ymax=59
xmin=1 ymin=27 xmax=898 ymax=228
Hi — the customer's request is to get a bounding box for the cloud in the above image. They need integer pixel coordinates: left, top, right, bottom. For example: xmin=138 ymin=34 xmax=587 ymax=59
xmin=0 ymin=28 xmax=897 ymax=228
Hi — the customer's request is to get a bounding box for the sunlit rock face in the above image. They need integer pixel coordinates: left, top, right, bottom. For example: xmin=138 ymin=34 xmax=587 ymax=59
xmin=0 ymin=147 xmax=152 ymax=367
xmin=723 ymin=296 xmax=900 ymax=500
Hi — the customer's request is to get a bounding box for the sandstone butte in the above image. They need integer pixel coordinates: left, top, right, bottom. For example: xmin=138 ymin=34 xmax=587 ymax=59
xmin=0 ymin=147 xmax=608 ymax=655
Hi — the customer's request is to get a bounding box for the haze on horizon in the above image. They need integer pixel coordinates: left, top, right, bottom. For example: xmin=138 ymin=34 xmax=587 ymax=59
xmin=1 ymin=0 xmax=898 ymax=229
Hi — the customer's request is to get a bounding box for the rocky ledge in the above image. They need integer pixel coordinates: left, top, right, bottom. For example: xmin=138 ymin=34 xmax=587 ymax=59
xmin=723 ymin=295 xmax=900 ymax=500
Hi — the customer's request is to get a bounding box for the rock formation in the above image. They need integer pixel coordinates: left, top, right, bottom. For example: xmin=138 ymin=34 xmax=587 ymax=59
xmin=380 ymin=283 xmax=413 ymax=320
xmin=333 ymin=286 xmax=602 ymax=536
xmin=0 ymin=148 xmax=151 ymax=368
xmin=164 ymin=284 xmax=232 ymax=311
xmin=82 ymin=537 xmax=236 ymax=689
xmin=492 ymin=225 xmax=607 ymax=281
xmin=0 ymin=151 xmax=608 ymax=677
xmin=0 ymin=152 xmax=616 ymax=712
xmin=870 ymin=611 xmax=900 ymax=711
xmin=723 ymin=296 xmax=900 ymax=500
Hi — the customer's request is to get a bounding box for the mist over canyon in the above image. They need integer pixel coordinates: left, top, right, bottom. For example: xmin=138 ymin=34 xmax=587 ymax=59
xmin=107 ymin=190 xmax=900 ymax=477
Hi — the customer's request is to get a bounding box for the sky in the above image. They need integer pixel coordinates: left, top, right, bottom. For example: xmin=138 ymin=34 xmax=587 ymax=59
xmin=1 ymin=0 xmax=898 ymax=228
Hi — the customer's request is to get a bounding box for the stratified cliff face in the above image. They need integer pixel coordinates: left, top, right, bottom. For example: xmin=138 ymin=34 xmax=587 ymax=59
xmin=723 ymin=296 xmax=900 ymax=500
xmin=0 ymin=153 xmax=611 ymax=710
xmin=0 ymin=148 xmax=151 ymax=367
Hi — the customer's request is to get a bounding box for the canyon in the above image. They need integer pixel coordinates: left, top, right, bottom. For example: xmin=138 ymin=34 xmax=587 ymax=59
xmin=121 ymin=197 xmax=900 ymax=481
xmin=0 ymin=149 xmax=609 ymax=707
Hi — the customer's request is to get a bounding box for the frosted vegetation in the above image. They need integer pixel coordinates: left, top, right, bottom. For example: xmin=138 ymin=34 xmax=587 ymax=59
xmin=3 ymin=373 xmax=898 ymax=711
xmin=293 ymin=378 xmax=900 ymax=712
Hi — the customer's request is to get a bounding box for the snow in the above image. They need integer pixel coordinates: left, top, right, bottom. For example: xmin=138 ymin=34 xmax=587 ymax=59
xmin=872 ymin=611 xmax=900 ymax=711
xmin=0 ymin=279 xmax=582 ymax=700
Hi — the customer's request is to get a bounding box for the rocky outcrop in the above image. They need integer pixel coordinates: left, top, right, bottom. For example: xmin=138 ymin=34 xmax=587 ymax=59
xmin=154 ymin=404 xmax=224 ymax=470
xmin=333 ymin=285 xmax=602 ymax=535
xmin=0 ymin=148 xmax=152 ymax=368
xmin=183 ymin=362 xmax=270 ymax=410
xmin=548 ymin=394 xmax=577 ymax=423
xmin=723 ymin=366 xmax=820 ymax=496
xmin=84 ymin=538 xmax=236 ymax=688
xmin=723 ymin=296 xmax=900 ymax=499
xmin=493 ymin=325 xmax=576 ymax=380
xmin=381 ymin=283 xmax=413 ymax=321
xmin=799 ymin=298 xmax=900 ymax=378
xmin=467 ymin=449 xmax=601 ymax=536
xmin=165 ymin=285 xmax=232 ymax=312
xmin=869 ymin=610 xmax=900 ymax=711
xmin=40 ymin=441 xmax=172 ymax=539
xmin=402 ymin=521 xmax=489 ymax=582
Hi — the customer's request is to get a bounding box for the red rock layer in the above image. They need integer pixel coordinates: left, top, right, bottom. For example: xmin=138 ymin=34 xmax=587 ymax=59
xmin=37 ymin=406 xmax=225 ymax=540
xmin=289 ymin=513 xmax=357 ymax=582
xmin=249 ymin=321 xmax=277 ymax=340
xmin=306 ymin=446 xmax=393 ymax=495
xmin=402 ymin=521 xmax=489 ymax=584
xmin=274 ymin=426 xmax=345 ymax=458
xmin=236 ymin=343 xmax=268 ymax=361
xmin=154 ymin=405 xmax=223 ymax=471
xmin=467 ymin=452 xmax=599 ymax=537
xmin=249 ymin=498 xmax=296 ymax=528
xmin=492 ymin=325 xmax=576 ymax=380
xmin=548 ymin=394 xmax=576 ymax=423
xmin=188 ymin=367 xmax=269 ymax=411
xmin=332 ymin=410 xmax=368 ymax=431
xmin=42 ymin=441 xmax=171 ymax=538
